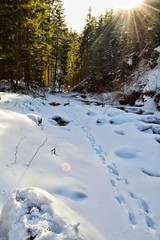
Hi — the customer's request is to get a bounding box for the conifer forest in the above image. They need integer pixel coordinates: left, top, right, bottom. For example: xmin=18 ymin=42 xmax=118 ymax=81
xmin=0 ymin=0 xmax=160 ymax=92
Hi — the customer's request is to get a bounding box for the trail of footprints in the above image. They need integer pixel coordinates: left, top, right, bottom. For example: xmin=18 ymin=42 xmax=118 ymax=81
xmin=80 ymin=120 xmax=139 ymax=228
xmin=82 ymin=124 xmax=158 ymax=236
xmin=81 ymin=124 xmax=106 ymax=165
xmin=108 ymin=163 xmax=156 ymax=232
xmin=129 ymin=192 xmax=155 ymax=229
xmin=108 ymin=163 xmax=137 ymax=226
xmin=68 ymin=113 xmax=159 ymax=237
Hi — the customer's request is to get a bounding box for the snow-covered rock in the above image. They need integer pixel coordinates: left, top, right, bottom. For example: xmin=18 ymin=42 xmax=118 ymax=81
xmin=0 ymin=187 xmax=88 ymax=240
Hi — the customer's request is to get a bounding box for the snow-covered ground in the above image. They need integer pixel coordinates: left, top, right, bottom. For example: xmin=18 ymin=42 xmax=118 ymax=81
xmin=0 ymin=91 xmax=160 ymax=240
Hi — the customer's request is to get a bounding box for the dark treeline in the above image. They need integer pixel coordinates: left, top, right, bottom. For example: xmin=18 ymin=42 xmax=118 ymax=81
xmin=0 ymin=0 xmax=160 ymax=92
xmin=0 ymin=0 xmax=69 ymax=90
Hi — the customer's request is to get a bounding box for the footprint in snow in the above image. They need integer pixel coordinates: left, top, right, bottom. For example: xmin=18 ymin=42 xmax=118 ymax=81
xmin=107 ymin=165 xmax=138 ymax=227
xmin=115 ymin=194 xmax=125 ymax=204
xmin=145 ymin=215 xmax=155 ymax=230
xmin=129 ymin=192 xmax=156 ymax=230
xmin=81 ymin=124 xmax=106 ymax=164
xmin=124 ymin=177 xmax=129 ymax=185
xmin=110 ymin=179 xmax=116 ymax=187
xmin=129 ymin=192 xmax=149 ymax=213
xmin=112 ymin=183 xmax=137 ymax=227
xmin=107 ymin=164 xmax=119 ymax=176
xmin=139 ymin=199 xmax=149 ymax=214
xmin=128 ymin=211 xmax=137 ymax=225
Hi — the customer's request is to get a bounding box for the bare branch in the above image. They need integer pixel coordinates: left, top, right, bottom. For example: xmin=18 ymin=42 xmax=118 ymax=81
xmin=14 ymin=137 xmax=27 ymax=164
xmin=27 ymin=136 xmax=48 ymax=166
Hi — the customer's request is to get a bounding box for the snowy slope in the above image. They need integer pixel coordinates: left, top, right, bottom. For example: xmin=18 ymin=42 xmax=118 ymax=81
xmin=0 ymin=91 xmax=160 ymax=240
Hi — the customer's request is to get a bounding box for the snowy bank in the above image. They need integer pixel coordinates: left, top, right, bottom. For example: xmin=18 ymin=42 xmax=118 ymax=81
xmin=0 ymin=187 xmax=102 ymax=240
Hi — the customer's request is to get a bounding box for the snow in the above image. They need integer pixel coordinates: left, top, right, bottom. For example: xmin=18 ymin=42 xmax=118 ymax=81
xmin=155 ymin=46 xmax=160 ymax=53
xmin=143 ymin=69 xmax=160 ymax=92
xmin=126 ymin=58 xmax=132 ymax=66
xmin=0 ymin=91 xmax=160 ymax=240
xmin=0 ymin=187 xmax=89 ymax=240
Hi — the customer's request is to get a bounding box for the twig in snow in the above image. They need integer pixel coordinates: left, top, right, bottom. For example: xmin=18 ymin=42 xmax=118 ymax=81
xmin=14 ymin=137 xmax=27 ymax=164
xmin=51 ymin=147 xmax=57 ymax=155
xmin=73 ymin=222 xmax=80 ymax=234
xmin=27 ymin=136 xmax=48 ymax=166
xmin=103 ymin=106 xmax=110 ymax=114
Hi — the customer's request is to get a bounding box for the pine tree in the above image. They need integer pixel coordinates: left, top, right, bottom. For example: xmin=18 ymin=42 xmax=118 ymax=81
xmin=0 ymin=0 xmax=52 ymax=88
xmin=0 ymin=1 xmax=21 ymax=84
xmin=79 ymin=7 xmax=98 ymax=84
xmin=49 ymin=0 xmax=68 ymax=90
xmin=65 ymin=32 xmax=81 ymax=88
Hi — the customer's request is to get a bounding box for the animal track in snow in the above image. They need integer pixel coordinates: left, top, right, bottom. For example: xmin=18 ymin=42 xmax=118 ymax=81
xmin=129 ymin=192 xmax=156 ymax=231
xmin=79 ymin=118 xmax=140 ymax=228
xmin=107 ymin=164 xmax=137 ymax=227
xmin=80 ymin=124 xmax=107 ymax=164
xmin=107 ymin=164 xmax=119 ymax=176
xmin=111 ymin=184 xmax=137 ymax=227
xmin=128 ymin=211 xmax=137 ymax=226
xmin=115 ymin=194 xmax=125 ymax=204
xmin=110 ymin=179 xmax=116 ymax=187
xmin=68 ymin=110 xmax=160 ymax=236
xmin=145 ymin=215 xmax=155 ymax=230
xmin=129 ymin=192 xmax=149 ymax=214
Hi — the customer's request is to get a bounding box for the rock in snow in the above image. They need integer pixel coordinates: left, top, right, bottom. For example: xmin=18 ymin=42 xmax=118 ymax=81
xmin=27 ymin=114 xmax=43 ymax=126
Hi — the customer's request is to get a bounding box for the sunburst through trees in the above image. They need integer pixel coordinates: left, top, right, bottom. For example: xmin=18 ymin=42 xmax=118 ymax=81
xmin=65 ymin=0 xmax=160 ymax=92
xmin=0 ymin=0 xmax=159 ymax=92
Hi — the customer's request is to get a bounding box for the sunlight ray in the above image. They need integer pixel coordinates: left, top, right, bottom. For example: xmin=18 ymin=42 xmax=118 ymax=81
xmin=91 ymin=14 xmax=119 ymax=48
xmin=131 ymin=10 xmax=140 ymax=47
xmin=142 ymin=2 xmax=160 ymax=13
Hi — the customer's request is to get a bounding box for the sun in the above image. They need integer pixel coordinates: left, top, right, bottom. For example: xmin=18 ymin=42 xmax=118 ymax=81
xmin=126 ymin=0 xmax=143 ymax=9
xmin=111 ymin=0 xmax=143 ymax=10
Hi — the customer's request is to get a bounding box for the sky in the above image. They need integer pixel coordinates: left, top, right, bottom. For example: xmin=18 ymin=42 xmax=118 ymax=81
xmin=63 ymin=0 xmax=113 ymax=32
xmin=63 ymin=0 xmax=142 ymax=32
xmin=0 ymin=66 xmax=160 ymax=239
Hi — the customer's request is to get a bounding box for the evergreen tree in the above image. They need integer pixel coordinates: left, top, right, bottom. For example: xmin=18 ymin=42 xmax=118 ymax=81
xmin=65 ymin=32 xmax=81 ymax=88
xmin=50 ymin=0 xmax=68 ymax=89
xmin=0 ymin=0 xmax=52 ymax=88
xmin=0 ymin=0 xmax=159 ymax=93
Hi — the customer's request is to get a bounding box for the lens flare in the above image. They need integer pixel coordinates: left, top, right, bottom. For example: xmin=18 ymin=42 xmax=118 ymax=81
xmin=112 ymin=0 xmax=143 ymax=10
xmin=62 ymin=162 xmax=71 ymax=171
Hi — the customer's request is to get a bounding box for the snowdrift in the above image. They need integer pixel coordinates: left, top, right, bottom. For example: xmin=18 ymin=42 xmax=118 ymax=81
xmin=0 ymin=187 xmax=102 ymax=240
